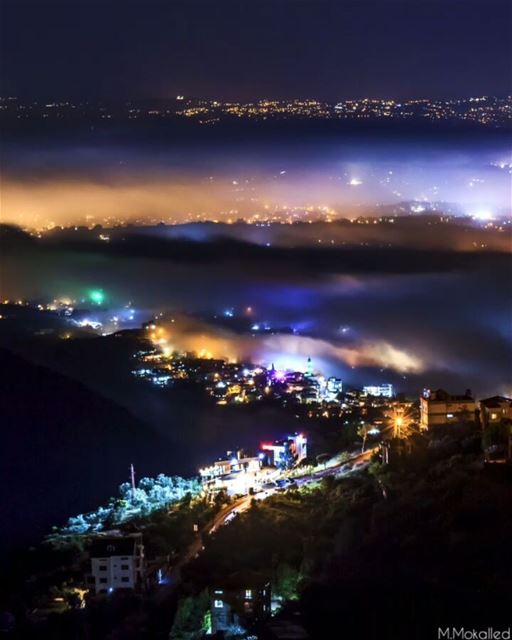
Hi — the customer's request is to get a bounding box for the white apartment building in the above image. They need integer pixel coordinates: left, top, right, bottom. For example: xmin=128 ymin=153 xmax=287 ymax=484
xmin=89 ymin=533 xmax=145 ymax=595
xmin=363 ymin=384 xmax=394 ymax=398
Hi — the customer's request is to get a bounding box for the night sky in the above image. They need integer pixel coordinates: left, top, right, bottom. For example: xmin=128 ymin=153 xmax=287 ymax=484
xmin=1 ymin=0 xmax=510 ymax=101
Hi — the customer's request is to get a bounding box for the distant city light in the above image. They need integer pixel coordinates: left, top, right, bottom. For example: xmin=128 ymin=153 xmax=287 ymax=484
xmin=89 ymin=289 xmax=105 ymax=305
xmin=76 ymin=318 xmax=102 ymax=330
xmin=471 ymin=210 xmax=494 ymax=221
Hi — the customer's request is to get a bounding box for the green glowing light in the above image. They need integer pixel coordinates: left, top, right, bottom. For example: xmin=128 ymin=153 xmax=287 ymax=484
xmin=89 ymin=289 xmax=105 ymax=305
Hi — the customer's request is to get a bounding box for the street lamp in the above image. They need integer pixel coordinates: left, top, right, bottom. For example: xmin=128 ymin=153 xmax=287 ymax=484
xmin=395 ymin=416 xmax=403 ymax=439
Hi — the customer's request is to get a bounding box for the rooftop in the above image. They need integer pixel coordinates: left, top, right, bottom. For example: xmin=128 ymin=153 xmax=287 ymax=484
xmin=89 ymin=534 xmax=142 ymax=558
xmin=480 ymin=396 xmax=512 ymax=408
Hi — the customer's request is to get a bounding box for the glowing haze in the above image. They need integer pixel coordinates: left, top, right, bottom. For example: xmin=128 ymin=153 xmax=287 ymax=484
xmin=151 ymin=315 xmax=423 ymax=377
xmin=1 ymin=127 xmax=511 ymax=229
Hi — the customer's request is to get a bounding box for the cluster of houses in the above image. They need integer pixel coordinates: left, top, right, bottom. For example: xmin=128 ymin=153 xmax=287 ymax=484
xmin=87 ymin=534 xmax=304 ymax=637
xmin=83 ymin=389 xmax=510 ymax=638
xmin=420 ymin=390 xmax=512 ymax=457
xmin=420 ymin=389 xmax=512 ymax=430
xmin=198 ymin=433 xmax=308 ymax=497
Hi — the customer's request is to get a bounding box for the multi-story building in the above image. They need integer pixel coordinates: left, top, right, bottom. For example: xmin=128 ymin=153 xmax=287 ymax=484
xmin=210 ymin=576 xmax=271 ymax=636
xmin=199 ymin=451 xmax=262 ymax=496
xmin=325 ymin=377 xmax=343 ymax=399
xmin=479 ymin=396 xmax=512 ymax=428
xmin=300 ymin=386 xmax=319 ymax=404
xmin=89 ymin=534 xmax=145 ymax=595
xmin=363 ymin=383 xmax=394 ymax=398
xmin=420 ymin=389 xmax=476 ymax=430
xmin=260 ymin=434 xmax=308 ymax=467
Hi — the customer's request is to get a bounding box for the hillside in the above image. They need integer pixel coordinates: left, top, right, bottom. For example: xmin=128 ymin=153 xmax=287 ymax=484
xmin=0 ymin=349 xmax=172 ymax=556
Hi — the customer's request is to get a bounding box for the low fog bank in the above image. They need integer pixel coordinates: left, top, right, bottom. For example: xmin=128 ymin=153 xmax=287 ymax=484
xmin=1 ymin=225 xmax=511 ymax=397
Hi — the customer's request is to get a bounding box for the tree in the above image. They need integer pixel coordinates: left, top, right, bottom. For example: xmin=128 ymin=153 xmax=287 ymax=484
xmin=169 ymin=591 xmax=209 ymax=639
xmin=482 ymin=420 xmax=511 ymax=450
xmin=214 ymin=489 xmax=229 ymax=507
xmin=63 ymin=514 xmax=89 ymax=534
xmin=274 ymin=562 xmax=302 ymax=601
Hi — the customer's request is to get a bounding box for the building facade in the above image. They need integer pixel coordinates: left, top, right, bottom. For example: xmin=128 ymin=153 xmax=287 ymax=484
xmin=420 ymin=389 xmax=476 ymax=430
xmin=210 ymin=579 xmax=271 ymax=635
xmin=261 ymin=434 xmax=308 ymax=467
xmin=363 ymin=384 xmax=394 ymax=398
xmin=89 ymin=534 xmax=145 ymax=595
xmin=479 ymin=396 xmax=512 ymax=428
xmin=199 ymin=451 xmax=262 ymax=496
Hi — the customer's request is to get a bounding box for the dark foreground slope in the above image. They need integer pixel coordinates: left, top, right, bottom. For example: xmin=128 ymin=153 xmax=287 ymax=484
xmin=0 ymin=349 xmax=171 ymax=556
xmin=182 ymin=430 xmax=512 ymax=640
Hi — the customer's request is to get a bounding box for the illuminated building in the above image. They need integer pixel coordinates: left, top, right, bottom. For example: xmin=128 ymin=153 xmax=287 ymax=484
xmin=300 ymin=386 xmax=319 ymax=404
xmin=199 ymin=451 xmax=262 ymax=495
xmin=363 ymin=384 xmax=394 ymax=398
xmin=420 ymin=389 xmax=476 ymax=430
xmin=260 ymin=434 xmax=307 ymax=466
xmin=479 ymin=396 xmax=512 ymax=428
xmin=89 ymin=534 xmax=145 ymax=595
xmin=210 ymin=576 xmax=271 ymax=636
xmin=325 ymin=377 xmax=343 ymax=400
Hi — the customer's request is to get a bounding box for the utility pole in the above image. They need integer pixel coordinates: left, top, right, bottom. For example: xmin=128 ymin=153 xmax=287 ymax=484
xmin=130 ymin=463 xmax=136 ymax=500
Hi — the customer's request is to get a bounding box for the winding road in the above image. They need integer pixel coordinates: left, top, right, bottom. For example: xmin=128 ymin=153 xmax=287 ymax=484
xmin=155 ymin=447 xmax=376 ymax=604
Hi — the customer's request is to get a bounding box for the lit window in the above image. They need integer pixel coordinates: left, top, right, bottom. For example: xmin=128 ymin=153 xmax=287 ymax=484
xmin=491 ymin=413 xmax=498 ymax=420
xmin=214 ymin=600 xmax=223 ymax=608
xmin=245 ymin=589 xmax=252 ymax=599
